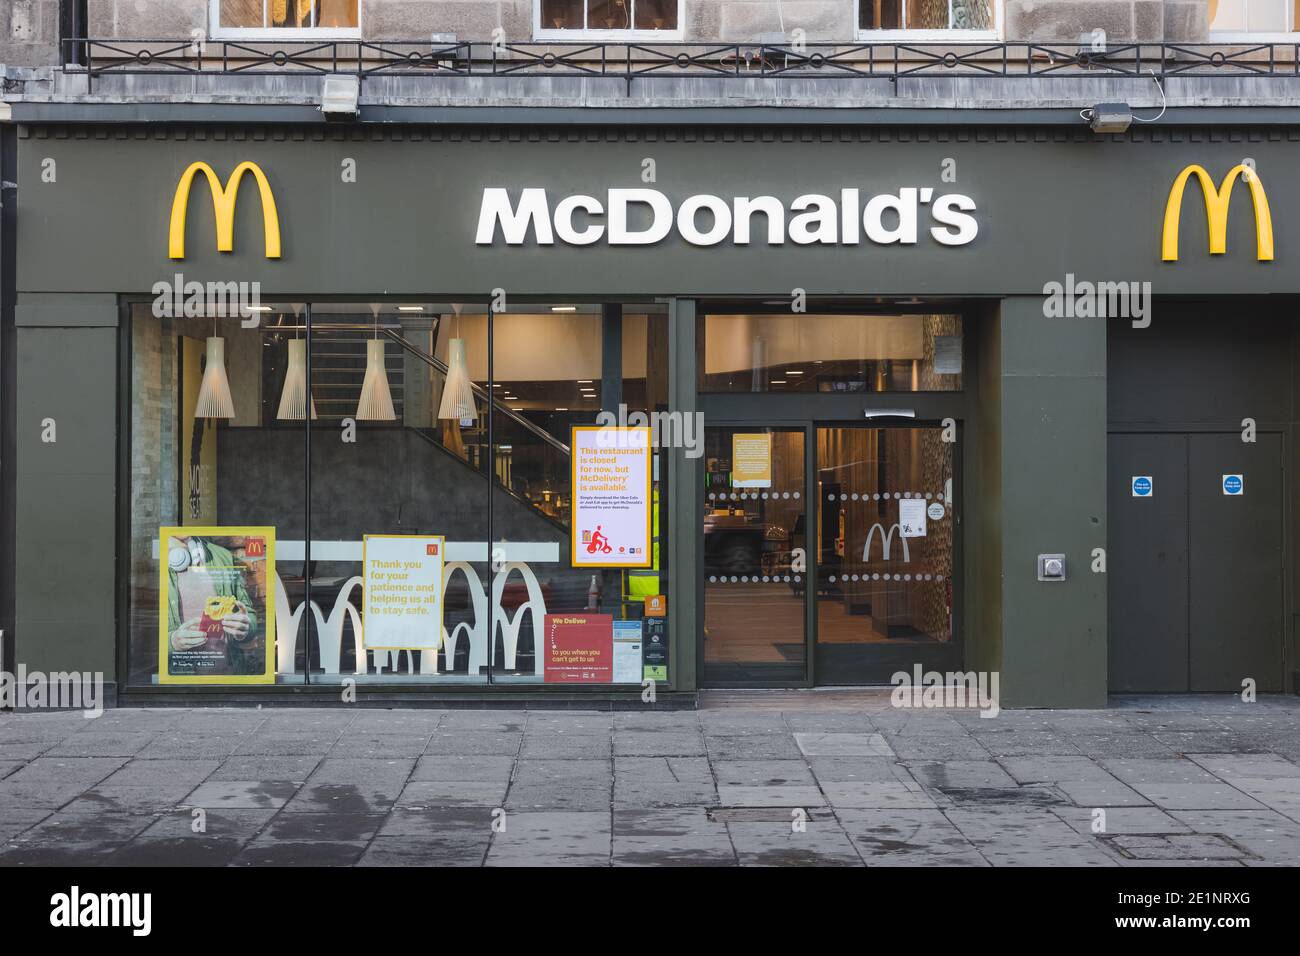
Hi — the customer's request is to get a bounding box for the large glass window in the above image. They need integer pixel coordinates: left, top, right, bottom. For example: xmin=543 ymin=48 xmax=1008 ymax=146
xmin=536 ymin=0 xmax=681 ymax=36
xmin=127 ymin=301 xmax=671 ymax=690
xmin=489 ymin=304 xmax=670 ymax=685
xmin=129 ymin=303 xmax=307 ymax=686
xmin=1209 ymin=0 xmax=1296 ymax=33
xmin=702 ymin=313 xmax=963 ymax=393
xmin=215 ymin=0 xmax=360 ymax=33
xmin=857 ymin=0 xmax=995 ymax=33
xmin=303 ymin=303 xmax=490 ymax=685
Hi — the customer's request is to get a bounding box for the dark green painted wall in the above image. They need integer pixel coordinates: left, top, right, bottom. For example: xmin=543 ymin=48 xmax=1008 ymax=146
xmin=15 ymin=296 xmax=119 ymax=679
xmin=993 ymin=298 xmax=1108 ymax=707
xmin=1108 ymin=305 xmax=1297 ymax=695
xmin=969 ymin=304 xmax=1003 ymax=686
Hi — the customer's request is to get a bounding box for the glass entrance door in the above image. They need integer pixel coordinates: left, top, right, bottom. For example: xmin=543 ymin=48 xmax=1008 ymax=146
xmin=814 ymin=425 xmax=959 ymax=684
xmin=701 ymin=426 xmax=808 ymax=684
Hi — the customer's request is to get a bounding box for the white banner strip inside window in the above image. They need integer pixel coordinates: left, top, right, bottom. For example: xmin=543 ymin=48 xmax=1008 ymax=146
xmin=153 ymin=539 xmax=560 ymax=563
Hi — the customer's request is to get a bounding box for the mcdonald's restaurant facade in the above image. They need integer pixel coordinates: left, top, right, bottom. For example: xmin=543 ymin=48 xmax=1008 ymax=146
xmin=4 ymin=114 xmax=1300 ymax=709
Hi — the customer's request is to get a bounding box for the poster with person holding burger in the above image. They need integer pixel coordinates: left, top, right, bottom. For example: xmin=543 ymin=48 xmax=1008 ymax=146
xmin=159 ymin=527 xmax=276 ymax=684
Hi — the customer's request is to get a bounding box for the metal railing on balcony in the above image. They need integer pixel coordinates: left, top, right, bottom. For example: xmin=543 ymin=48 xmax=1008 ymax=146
xmin=57 ymin=38 xmax=1300 ymax=92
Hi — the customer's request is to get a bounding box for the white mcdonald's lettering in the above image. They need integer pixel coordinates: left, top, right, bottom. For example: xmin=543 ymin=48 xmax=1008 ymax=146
xmin=476 ymin=187 xmax=978 ymax=248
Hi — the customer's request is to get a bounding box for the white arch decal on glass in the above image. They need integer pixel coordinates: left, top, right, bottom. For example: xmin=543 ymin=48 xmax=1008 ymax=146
xmin=491 ymin=562 xmax=549 ymax=675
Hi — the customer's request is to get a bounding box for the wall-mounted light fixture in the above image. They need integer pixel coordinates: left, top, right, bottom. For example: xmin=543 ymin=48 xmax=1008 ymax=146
xmin=1085 ymin=103 xmax=1133 ymax=134
xmin=320 ymin=74 xmax=360 ymax=121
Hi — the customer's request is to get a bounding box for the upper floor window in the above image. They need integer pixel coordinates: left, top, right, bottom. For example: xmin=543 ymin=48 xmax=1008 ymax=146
xmin=1209 ymin=0 xmax=1299 ymax=35
xmin=212 ymin=0 xmax=361 ymax=37
xmin=534 ymin=0 xmax=683 ymax=39
xmin=857 ymin=0 xmax=998 ymax=38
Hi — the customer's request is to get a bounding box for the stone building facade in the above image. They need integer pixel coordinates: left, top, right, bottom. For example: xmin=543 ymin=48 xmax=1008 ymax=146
xmin=3 ymin=0 xmax=1299 ymax=709
xmin=2 ymin=0 xmax=63 ymax=68
xmin=4 ymin=0 xmax=1221 ymax=72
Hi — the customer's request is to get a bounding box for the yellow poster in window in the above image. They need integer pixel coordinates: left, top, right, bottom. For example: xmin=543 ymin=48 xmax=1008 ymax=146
xmin=158 ymin=526 xmax=276 ymax=685
xmin=362 ymin=534 xmax=446 ymax=652
xmin=571 ymin=426 xmax=653 ymax=569
xmin=732 ymin=433 xmax=773 ymax=488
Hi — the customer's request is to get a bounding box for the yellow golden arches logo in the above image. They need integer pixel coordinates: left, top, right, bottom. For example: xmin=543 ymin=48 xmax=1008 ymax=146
xmin=1162 ymin=164 xmax=1273 ymax=263
xmin=168 ymin=161 xmax=281 ymax=260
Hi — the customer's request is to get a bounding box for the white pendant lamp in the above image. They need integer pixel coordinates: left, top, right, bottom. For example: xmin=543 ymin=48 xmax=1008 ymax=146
xmin=276 ymin=338 xmax=318 ymax=420
xmin=194 ymin=335 xmax=236 ymax=419
xmin=438 ymin=338 xmax=478 ymax=425
xmin=356 ymin=305 xmax=396 ymax=421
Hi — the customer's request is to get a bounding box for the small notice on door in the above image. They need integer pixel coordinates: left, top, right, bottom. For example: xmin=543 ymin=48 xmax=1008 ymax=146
xmin=1132 ymin=476 xmax=1153 ymax=497
xmin=642 ymin=616 xmax=668 ymax=682
xmin=1222 ymin=474 xmax=1244 ymax=496
xmin=899 ymin=499 xmax=927 ymax=538
xmin=612 ymin=619 xmax=642 ymax=684
xmin=732 ymin=433 xmax=773 ymax=488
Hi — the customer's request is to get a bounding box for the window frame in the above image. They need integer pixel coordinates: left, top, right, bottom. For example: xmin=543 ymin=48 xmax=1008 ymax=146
xmin=532 ymin=0 xmax=686 ymax=42
xmin=1209 ymin=32 xmax=1300 ymax=39
xmin=853 ymin=0 xmax=1001 ymax=41
xmin=208 ymin=0 xmax=363 ymax=40
xmin=1208 ymin=0 xmax=1300 ymax=39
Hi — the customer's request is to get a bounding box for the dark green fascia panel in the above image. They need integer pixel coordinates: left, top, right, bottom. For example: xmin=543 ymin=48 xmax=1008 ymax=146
xmin=14 ymin=320 xmax=118 ymax=678
xmin=994 ymin=296 xmax=1107 ymax=708
xmin=18 ymin=131 xmax=1300 ymax=299
xmin=17 ymin=293 xmax=120 ymax=328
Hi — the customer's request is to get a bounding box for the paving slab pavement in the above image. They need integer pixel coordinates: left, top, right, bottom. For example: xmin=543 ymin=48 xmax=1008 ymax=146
xmin=0 ymin=692 xmax=1298 ymax=866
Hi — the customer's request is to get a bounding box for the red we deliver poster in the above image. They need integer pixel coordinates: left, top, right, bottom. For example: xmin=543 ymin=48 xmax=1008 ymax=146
xmin=543 ymin=613 xmax=613 ymax=683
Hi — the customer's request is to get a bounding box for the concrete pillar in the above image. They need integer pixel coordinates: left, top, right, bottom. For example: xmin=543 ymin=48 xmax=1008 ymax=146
xmin=985 ymin=296 xmax=1108 ymax=708
xmin=601 ymin=302 xmax=623 ymax=415
xmin=666 ymin=297 xmax=699 ymax=693
xmin=14 ymin=294 xmax=120 ymax=689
